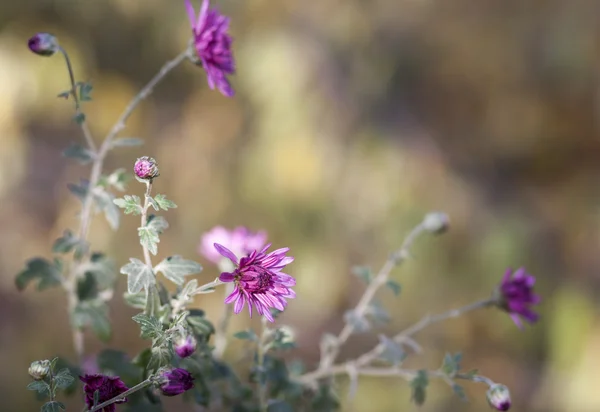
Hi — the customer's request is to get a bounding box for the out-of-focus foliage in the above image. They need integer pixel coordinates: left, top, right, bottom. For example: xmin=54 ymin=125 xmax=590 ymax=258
xmin=1 ymin=0 xmax=598 ymax=411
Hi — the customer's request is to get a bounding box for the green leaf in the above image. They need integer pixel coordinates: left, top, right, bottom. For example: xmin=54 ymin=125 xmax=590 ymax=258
xmin=97 ymin=350 xmax=140 ymax=380
xmin=105 ymin=168 xmax=130 ymax=192
xmin=67 ymin=180 xmax=88 ymax=202
xmin=132 ymin=313 xmax=164 ymax=340
xmin=441 ymin=352 xmax=462 ymax=378
xmin=233 ymin=330 xmax=257 ymax=341
xmin=344 ymin=310 xmax=370 ymax=332
xmin=111 ymin=137 xmax=144 ymax=148
xmin=385 ymin=279 xmax=401 ymax=296
xmin=138 ymin=226 xmax=159 ymax=256
xmin=27 ymin=380 xmax=51 ymax=396
xmin=154 ymin=256 xmax=202 ymax=286
xmin=52 ymin=230 xmax=83 ymax=254
xmin=147 ymin=196 xmax=159 ymax=211
xmin=153 ymin=194 xmax=177 ymax=210
xmin=147 ymin=345 xmax=172 ymax=372
xmin=76 ymin=272 xmax=98 ymax=301
xmin=452 ymin=383 xmax=468 ymax=401
xmin=15 ymin=258 xmax=62 ymax=291
xmin=351 ymin=266 xmax=372 ymax=284
xmin=73 ymin=112 xmax=86 ymax=125
xmin=79 ymin=253 xmax=116 ymax=290
xmin=73 ymin=301 xmax=111 ymax=342
xmin=41 ymin=401 xmax=65 ymax=412
xmin=120 ymin=258 xmax=154 ymax=294
xmin=378 ymin=335 xmax=406 ymax=365
xmin=54 ymin=368 xmax=74 ymax=389
xmin=93 ymin=189 xmax=120 ymax=230
xmin=63 ymin=143 xmax=93 ymax=164
xmin=410 ymin=370 xmax=429 ymax=406
xmin=57 ymin=90 xmax=70 ymax=99
xmin=366 ymin=301 xmax=390 ymax=325
xmin=113 ymin=195 xmax=142 ymax=215
xmin=78 ymin=82 xmax=93 ymax=101
xmin=187 ymin=310 xmax=215 ymax=337
xmin=267 ymin=400 xmax=294 ymax=412
xmin=146 ymin=215 xmax=168 ymax=233
xmin=123 ymin=291 xmax=146 ymax=309
xmin=311 ymin=384 xmax=340 ymax=412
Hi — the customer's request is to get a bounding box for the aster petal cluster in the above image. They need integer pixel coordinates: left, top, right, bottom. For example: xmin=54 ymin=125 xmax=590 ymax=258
xmin=215 ymin=243 xmax=295 ymax=322
xmin=497 ymin=267 xmax=540 ymax=328
xmin=80 ymin=374 xmax=129 ymax=412
xmin=185 ymin=0 xmax=235 ymax=97
xmin=199 ymin=226 xmax=267 ymax=264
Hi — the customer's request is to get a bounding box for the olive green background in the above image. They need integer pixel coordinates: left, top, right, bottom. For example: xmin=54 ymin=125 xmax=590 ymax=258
xmin=0 ymin=0 xmax=598 ymax=411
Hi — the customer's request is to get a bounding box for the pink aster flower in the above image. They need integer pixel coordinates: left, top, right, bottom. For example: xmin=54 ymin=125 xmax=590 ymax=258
xmin=496 ymin=267 xmax=540 ymax=328
xmin=185 ymin=0 xmax=235 ymax=97
xmin=80 ymin=374 xmax=129 ymax=412
xmin=199 ymin=226 xmax=267 ymax=264
xmin=215 ymin=242 xmax=295 ymax=322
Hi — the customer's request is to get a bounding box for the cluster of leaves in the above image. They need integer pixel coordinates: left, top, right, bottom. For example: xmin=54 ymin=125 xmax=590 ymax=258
xmin=27 ymin=358 xmax=75 ymax=412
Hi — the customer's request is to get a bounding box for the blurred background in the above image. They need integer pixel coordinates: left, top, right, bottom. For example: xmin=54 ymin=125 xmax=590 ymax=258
xmin=1 ymin=0 xmax=599 ymax=410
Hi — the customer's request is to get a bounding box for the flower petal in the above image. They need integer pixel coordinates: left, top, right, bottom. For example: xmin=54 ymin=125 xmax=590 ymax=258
xmin=214 ymin=243 xmax=238 ymax=264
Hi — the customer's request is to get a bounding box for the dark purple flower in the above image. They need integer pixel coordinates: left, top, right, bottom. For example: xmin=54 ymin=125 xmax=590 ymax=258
xmin=174 ymin=333 xmax=197 ymax=358
xmin=134 ymin=156 xmax=159 ymax=180
xmin=79 ymin=374 xmax=129 ymax=412
xmin=215 ymin=242 xmax=295 ymax=322
xmin=158 ymin=368 xmax=194 ymax=396
xmin=487 ymin=384 xmax=511 ymax=411
xmin=497 ymin=267 xmax=540 ymax=328
xmin=28 ymin=33 xmax=58 ymax=56
xmin=185 ymin=0 xmax=235 ymax=97
xmin=199 ymin=226 xmax=267 ymax=265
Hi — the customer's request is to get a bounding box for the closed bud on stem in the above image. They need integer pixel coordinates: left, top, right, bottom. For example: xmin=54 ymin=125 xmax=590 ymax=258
xmin=487 ymin=384 xmax=511 ymax=411
xmin=28 ymin=360 xmax=51 ymax=380
xmin=28 ymin=33 xmax=59 ymax=56
xmin=134 ymin=156 xmax=160 ymax=180
xmin=174 ymin=333 xmax=197 ymax=358
xmin=422 ymin=212 xmax=450 ymax=235
xmin=155 ymin=367 xmax=194 ymax=396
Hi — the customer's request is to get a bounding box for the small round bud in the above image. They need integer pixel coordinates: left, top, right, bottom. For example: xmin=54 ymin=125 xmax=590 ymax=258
xmin=134 ymin=156 xmax=160 ymax=180
xmin=28 ymin=33 xmax=59 ymax=57
xmin=487 ymin=384 xmax=511 ymax=411
xmin=28 ymin=360 xmax=51 ymax=380
xmin=174 ymin=333 xmax=197 ymax=358
xmin=422 ymin=212 xmax=450 ymax=235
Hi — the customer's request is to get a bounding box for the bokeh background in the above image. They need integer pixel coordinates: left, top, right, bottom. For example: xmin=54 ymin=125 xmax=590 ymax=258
xmin=1 ymin=0 xmax=599 ymax=411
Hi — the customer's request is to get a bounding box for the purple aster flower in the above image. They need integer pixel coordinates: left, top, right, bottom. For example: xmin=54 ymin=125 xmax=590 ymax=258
xmin=174 ymin=333 xmax=197 ymax=358
xmin=79 ymin=374 xmax=129 ymax=412
xmin=134 ymin=156 xmax=160 ymax=180
xmin=28 ymin=33 xmax=58 ymax=56
xmin=185 ymin=0 xmax=235 ymax=97
xmin=215 ymin=242 xmax=295 ymax=322
xmin=496 ymin=267 xmax=540 ymax=328
xmin=158 ymin=368 xmax=194 ymax=396
xmin=487 ymin=384 xmax=511 ymax=411
xmin=199 ymin=226 xmax=267 ymax=264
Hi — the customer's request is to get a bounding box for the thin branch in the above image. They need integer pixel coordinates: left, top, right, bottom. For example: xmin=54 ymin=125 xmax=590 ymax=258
xmin=88 ymin=379 xmax=153 ymax=412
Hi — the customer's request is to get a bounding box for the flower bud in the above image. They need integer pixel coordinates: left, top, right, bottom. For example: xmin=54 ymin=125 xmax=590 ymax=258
xmin=28 ymin=33 xmax=59 ymax=57
xmin=174 ymin=333 xmax=197 ymax=358
xmin=134 ymin=156 xmax=160 ymax=180
xmin=422 ymin=212 xmax=450 ymax=235
xmin=156 ymin=367 xmax=194 ymax=396
xmin=28 ymin=360 xmax=51 ymax=380
xmin=487 ymin=384 xmax=511 ymax=411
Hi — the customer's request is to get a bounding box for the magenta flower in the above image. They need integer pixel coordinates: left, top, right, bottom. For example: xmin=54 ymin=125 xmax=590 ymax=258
xmin=215 ymin=242 xmax=295 ymax=322
xmin=199 ymin=226 xmax=267 ymax=264
xmin=174 ymin=333 xmax=197 ymax=358
xmin=497 ymin=267 xmax=540 ymax=328
xmin=28 ymin=33 xmax=58 ymax=56
xmin=158 ymin=368 xmax=195 ymax=396
xmin=185 ymin=0 xmax=235 ymax=97
xmin=79 ymin=374 xmax=129 ymax=412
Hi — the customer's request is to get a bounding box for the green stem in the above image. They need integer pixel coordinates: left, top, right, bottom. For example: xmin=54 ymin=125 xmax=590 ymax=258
xmin=257 ymin=318 xmax=269 ymax=412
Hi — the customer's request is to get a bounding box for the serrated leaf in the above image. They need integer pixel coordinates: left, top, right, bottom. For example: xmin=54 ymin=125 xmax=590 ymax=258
xmin=63 ymin=143 xmax=93 ymax=164
xmin=147 ymin=196 xmax=159 ymax=211
xmin=105 ymin=168 xmax=129 ymax=192
xmin=120 ymin=258 xmax=154 ymax=294
xmin=441 ymin=352 xmax=462 ymax=378
xmin=27 ymin=380 xmax=51 ymax=396
xmin=410 ymin=370 xmax=428 ymax=406
xmin=77 ymin=272 xmax=98 ymax=301
xmin=138 ymin=226 xmax=159 ymax=256
xmin=73 ymin=301 xmax=111 ymax=342
xmin=113 ymin=195 xmax=142 ymax=215
xmin=78 ymin=252 xmax=116 ymax=290
xmin=344 ymin=310 xmax=370 ymax=333
xmin=452 ymin=383 xmax=468 ymax=401
xmin=78 ymin=82 xmax=93 ymax=101
xmin=153 ymin=194 xmax=177 ymax=210
xmin=366 ymin=301 xmax=390 ymax=325
xmin=15 ymin=258 xmax=62 ymax=291
xmin=132 ymin=313 xmax=164 ymax=340
xmin=147 ymin=345 xmax=172 ymax=372
xmin=146 ymin=215 xmax=168 ymax=233
xmin=154 ymin=256 xmax=202 ymax=286
xmin=67 ymin=180 xmax=89 ymax=202
xmin=234 ymin=330 xmax=258 ymax=341
xmin=41 ymin=401 xmax=65 ymax=412
xmin=52 ymin=230 xmax=81 ymax=254
xmin=385 ymin=279 xmax=401 ymax=296
xmin=351 ymin=266 xmax=372 ymax=283
xmin=187 ymin=310 xmax=215 ymax=337
xmin=123 ymin=291 xmax=147 ymax=309
xmin=111 ymin=137 xmax=144 ymax=148
xmin=93 ymin=189 xmax=120 ymax=230
xmin=54 ymin=368 xmax=74 ymax=389
xmin=378 ymin=335 xmax=406 ymax=365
